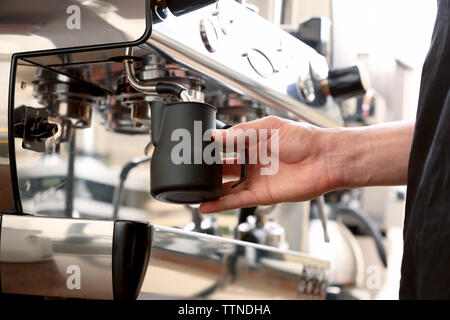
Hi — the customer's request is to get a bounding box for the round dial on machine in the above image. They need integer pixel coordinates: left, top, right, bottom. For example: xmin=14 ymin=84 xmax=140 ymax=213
xmin=200 ymin=18 xmax=219 ymax=53
xmin=247 ymin=49 xmax=275 ymax=79
xmin=216 ymin=0 xmax=234 ymax=35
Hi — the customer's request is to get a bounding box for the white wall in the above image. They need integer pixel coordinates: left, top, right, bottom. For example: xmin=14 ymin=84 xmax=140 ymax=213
xmin=331 ymin=0 xmax=437 ymax=120
xmin=282 ymin=0 xmax=331 ymax=25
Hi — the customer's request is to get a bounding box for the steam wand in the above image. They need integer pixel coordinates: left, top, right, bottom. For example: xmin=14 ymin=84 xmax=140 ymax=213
xmin=123 ymin=47 xmax=191 ymax=102
xmin=112 ymin=145 xmax=154 ymax=219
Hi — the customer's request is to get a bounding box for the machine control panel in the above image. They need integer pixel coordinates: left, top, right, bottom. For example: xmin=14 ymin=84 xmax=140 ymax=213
xmin=150 ymin=0 xmax=344 ymax=127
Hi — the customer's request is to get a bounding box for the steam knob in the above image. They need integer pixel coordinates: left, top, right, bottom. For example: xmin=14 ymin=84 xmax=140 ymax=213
xmin=319 ymin=65 xmax=370 ymax=100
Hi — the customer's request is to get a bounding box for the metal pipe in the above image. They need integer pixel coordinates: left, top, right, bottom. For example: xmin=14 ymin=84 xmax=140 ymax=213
xmin=112 ymin=154 xmax=153 ymax=219
xmin=123 ymin=47 xmax=191 ymax=102
xmin=184 ymin=205 xmax=203 ymax=231
xmin=124 ymin=47 xmax=157 ymax=93
xmin=65 ymin=132 xmax=76 ymax=218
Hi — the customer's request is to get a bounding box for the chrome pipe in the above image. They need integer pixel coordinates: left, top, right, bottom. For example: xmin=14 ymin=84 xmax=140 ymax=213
xmin=124 ymin=47 xmax=158 ymax=94
xmin=112 ymin=154 xmax=153 ymax=219
xmin=124 ymin=47 xmax=191 ymax=102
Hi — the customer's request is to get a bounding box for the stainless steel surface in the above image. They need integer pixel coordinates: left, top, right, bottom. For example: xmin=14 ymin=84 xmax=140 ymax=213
xmin=0 ymin=0 xmax=149 ymax=212
xmin=179 ymin=90 xmax=192 ymax=102
xmin=33 ymin=72 xmax=100 ymax=129
xmin=183 ymin=205 xmax=221 ymax=236
xmin=236 ymin=212 xmax=288 ymax=250
xmin=13 ymin=61 xmax=150 ymax=220
xmin=264 ymin=219 xmax=287 ymax=249
xmin=0 ymin=57 xmax=15 ymax=212
xmin=142 ymin=224 xmax=329 ymax=299
xmin=0 ymin=0 xmax=148 ymax=50
xmin=0 ymin=214 xmax=114 ymax=299
xmin=148 ymin=0 xmax=343 ymax=127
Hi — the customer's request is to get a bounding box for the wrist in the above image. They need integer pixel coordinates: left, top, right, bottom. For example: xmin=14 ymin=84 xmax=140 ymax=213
xmin=320 ymin=127 xmax=370 ymax=190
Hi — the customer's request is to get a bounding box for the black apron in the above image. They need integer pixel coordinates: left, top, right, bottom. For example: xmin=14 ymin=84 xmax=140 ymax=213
xmin=401 ymin=0 xmax=450 ymax=299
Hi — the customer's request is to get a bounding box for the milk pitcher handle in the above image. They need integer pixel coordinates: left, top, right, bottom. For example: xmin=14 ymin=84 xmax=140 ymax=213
xmin=215 ymin=120 xmax=248 ymax=189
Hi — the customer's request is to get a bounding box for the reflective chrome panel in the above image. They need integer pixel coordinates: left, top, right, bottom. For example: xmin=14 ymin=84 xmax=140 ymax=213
xmin=12 ymin=60 xmax=153 ymax=219
xmin=0 ymin=0 xmax=149 ymax=213
xmin=0 ymin=214 xmax=114 ymax=299
xmin=141 ymin=225 xmax=329 ymax=299
xmin=0 ymin=0 xmax=148 ymax=51
xmin=0 ymin=53 xmax=15 ymax=212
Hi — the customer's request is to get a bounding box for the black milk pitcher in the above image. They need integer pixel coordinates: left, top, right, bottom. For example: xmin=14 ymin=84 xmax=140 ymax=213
xmin=150 ymin=101 xmax=247 ymax=204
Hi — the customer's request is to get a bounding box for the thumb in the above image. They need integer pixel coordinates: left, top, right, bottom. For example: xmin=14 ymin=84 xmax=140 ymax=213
xmin=212 ymin=116 xmax=284 ymax=146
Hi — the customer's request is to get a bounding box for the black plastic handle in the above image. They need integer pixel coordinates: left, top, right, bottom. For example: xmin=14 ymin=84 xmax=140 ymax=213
xmin=326 ymin=65 xmax=368 ymax=100
xmin=231 ymin=147 xmax=248 ymax=189
xmin=155 ymin=82 xmax=187 ymax=96
xmin=112 ymin=220 xmax=153 ymax=300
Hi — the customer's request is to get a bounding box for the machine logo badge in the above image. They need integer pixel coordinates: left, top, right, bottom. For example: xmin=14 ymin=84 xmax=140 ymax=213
xmin=66 ymin=5 xmax=81 ymax=30
xmin=66 ymin=265 xmax=82 ymax=290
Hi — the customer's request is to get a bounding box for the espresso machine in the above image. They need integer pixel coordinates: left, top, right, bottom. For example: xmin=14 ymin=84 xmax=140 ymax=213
xmin=0 ymin=0 xmax=369 ymax=300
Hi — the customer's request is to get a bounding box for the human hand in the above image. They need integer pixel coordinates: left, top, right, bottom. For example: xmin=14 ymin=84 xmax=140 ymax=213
xmin=199 ymin=116 xmax=339 ymax=213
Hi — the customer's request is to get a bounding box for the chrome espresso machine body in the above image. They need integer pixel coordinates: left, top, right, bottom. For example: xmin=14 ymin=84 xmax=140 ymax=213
xmin=0 ymin=0 xmax=368 ymax=300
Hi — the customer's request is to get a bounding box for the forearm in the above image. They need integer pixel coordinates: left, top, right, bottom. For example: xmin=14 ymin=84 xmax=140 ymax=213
xmin=323 ymin=120 xmax=415 ymax=189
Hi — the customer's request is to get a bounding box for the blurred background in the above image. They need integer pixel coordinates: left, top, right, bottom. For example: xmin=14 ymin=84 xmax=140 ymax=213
xmin=245 ymin=0 xmax=437 ymax=299
xmin=251 ymin=0 xmax=437 ymax=120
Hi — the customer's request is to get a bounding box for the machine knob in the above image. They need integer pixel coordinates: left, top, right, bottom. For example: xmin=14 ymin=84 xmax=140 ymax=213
xmin=319 ymin=65 xmax=370 ymax=100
